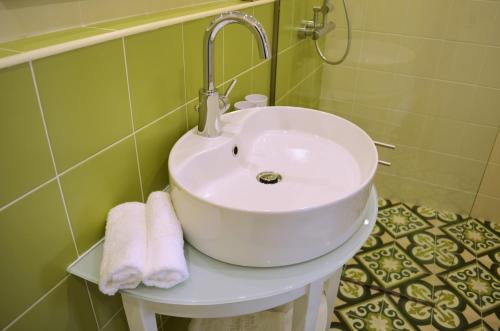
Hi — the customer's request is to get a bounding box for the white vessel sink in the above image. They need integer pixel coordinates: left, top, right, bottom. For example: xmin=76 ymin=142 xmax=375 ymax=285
xmin=169 ymin=106 xmax=378 ymax=267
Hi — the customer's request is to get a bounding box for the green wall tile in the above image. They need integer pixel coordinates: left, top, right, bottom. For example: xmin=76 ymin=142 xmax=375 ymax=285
xmin=290 ymin=42 xmax=308 ymax=87
xmin=8 ymin=276 xmax=97 ymax=331
xmin=136 ymin=108 xmax=187 ymax=196
xmin=34 ymin=40 xmax=132 ymax=171
xmin=125 ymin=25 xmax=186 ymax=129
xmin=102 ymin=311 xmax=129 ymax=331
xmin=0 ymin=49 xmax=16 ymax=58
xmin=0 ymin=182 xmax=77 ymax=329
xmin=224 ymin=69 xmax=252 ymax=112
xmin=252 ymin=4 xmax=275 ymax=66
xmin=290 ymin=0 xmax=309 ymax=46
xmin=275 ymin=47 xmax=292 ymax=100
xmin=186 ymin=99 xmax=199 ymax=129
xmin=223 ymin=8 xmax=253 ymax=81
xmin=251 ymin=60 xmax=271 ymax=97
xmin=183 ymin=16 xmax=223 ymax=101
xmin=278 ymin=0 xmax=294 ymax=52
xmin=60 ymin=138 xmax=142 ymax=253
xmin=0 ymin=64 xmax=54 ymax=206
xmin=87 ymin=282 xmax=123 ymax=328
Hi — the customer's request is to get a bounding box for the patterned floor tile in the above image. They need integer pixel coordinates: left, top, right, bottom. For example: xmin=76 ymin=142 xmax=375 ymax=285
xmin=432 ymin=264 xmax=499 ymax=330
xmin=342 ymin=257 xmax=381 ymax=290
xmin=355 ymin=243 xmax=429 ymax=290
xmin=336 ymin=294 xmax=420 ymax=331
xmin=484 ymin=220 xmax=500 ymax=236
xmin=359 ymin=223 xmax=395 ymax=252
xmin=477 ymin=252 xmax=500 ymax=275
xmin=389 ymin=295 xmax=433 ymax=329
xmin=390 ymin=230 xmax=438 ymax=301
xmin=482 ymin=311 xmax=500 ymax=331
xmin=333 ymin=198 xmax=500 ymax=331
xmin=335 ymin=279 xmax=384 ymax=307
xmin=436 ymin=209 xmax=468 ymax=224
xmin=377 ymin=203 xmax=432 ymax=239
xmin=475 ymin=262 xmax=500 ymax=313
xmin=442 ymin=219 xmax=500 ymax=256
xmin=437 ymin=260 xmax=500 ymax=315
xmin=431 ymin=301 xmax=482 ymax=330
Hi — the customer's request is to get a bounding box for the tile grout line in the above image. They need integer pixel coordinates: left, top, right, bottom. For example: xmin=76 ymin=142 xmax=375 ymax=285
xmin=0 ymin=131 xmax=132 ymax=212
xmin=323 ymin=92 xmax=500 ymax=130
xmin=1 ymin=54 xmax=269 ymax=214
xmin=378 ymin=172 xmax=479 ymax=199
xmin=0 ymin=47 xmax=21 ymax=53
xmin=330 ymin=59 xmax=500 ymax=92
xmin=121 ymin=37 xmax=145 ymax=202
xmin=1 ymin=275 xmax=70 ymax=331
xmin=135 ymin=103 xmax=187 ymax=134
xmin=84 ymin=280 xmax=101 ymax=330
xmin=99 ymin=307 xmax=124 ymax=331
xmin=0 ymin=177 xmax=56 ymax=212
xmin=63 ymin=133 xmax=136 ymax=177
xmin=28 ymin=61 xmax=80 ymax=257
xmin=276 ymin=63 xmax=322 ymax=104
xmin=283 ymin=64 xmax=322 ymax=100
xmin=470 ymin=126 xmax=500 ymax=215
xmin=0 ymin=0 xmax=277 ymax=71
xmin=369 ymin=128 xmax=493 ymax=163
xmin=277 ymin=38 xmax=306 ymax=57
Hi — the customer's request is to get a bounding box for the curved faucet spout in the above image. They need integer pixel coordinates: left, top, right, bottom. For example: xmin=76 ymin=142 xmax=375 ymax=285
xmin=203 ymin=11 xmax=271 ymax=91
xmin=198 ymin=11 xmax=271 ymax=137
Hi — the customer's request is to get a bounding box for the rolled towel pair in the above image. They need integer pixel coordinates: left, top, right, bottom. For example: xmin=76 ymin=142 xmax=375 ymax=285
xmin=99 ymin=192 xmax=189 ymax=295
xmin=98 ymin=202 xmax=146 ymax=295
xmin=144 ymin=192 xmax=188 ymax=288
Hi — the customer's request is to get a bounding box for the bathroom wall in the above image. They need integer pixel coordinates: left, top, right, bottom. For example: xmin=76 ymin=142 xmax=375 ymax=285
xmin=0 ymin=1 xmax=274 ymax=330
xmin=275 ymin=0 xmax=324 ymax=108
xmin=318 ymin=0 xmax=500 ymax=215
xmin=0 ymin=0 xmax=230 ymax=43
xmin=472 ymin=133 xmax=500 ymax=221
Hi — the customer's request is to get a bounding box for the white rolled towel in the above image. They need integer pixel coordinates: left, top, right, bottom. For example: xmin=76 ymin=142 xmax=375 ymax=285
xmin=99 ymin=202 xmax=147 ymax=295
xmin=143 ymin=191 xmax=189 ymax=288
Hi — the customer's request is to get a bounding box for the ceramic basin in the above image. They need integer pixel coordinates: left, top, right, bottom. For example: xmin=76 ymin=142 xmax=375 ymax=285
xmin=169 ymin=106 xmax=378 ymax=267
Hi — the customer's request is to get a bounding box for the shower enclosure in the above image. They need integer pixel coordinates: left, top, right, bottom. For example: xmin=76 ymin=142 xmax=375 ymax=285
xmin=276 ymin=0 xmax=500 ymax=217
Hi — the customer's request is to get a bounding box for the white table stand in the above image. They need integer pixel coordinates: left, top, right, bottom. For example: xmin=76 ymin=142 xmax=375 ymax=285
xmin=68 ymin=189 xmax=377 ymax=331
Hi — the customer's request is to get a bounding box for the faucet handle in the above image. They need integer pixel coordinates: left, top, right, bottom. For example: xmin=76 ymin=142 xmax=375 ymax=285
xmin=220 ymin=79 xmax=237 ymax=114
xmin=224 ymin=79 xmax=238 ymax=98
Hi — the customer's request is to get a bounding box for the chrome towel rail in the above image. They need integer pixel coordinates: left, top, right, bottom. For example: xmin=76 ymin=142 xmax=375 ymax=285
xmin=373 ymin=141 xmax=395 ymax=166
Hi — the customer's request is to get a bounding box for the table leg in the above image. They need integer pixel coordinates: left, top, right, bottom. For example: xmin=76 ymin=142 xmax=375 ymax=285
xmin=292 ymin=279 xmax=323 ymax=331
xmin=121 ymin=294 xmax=158 ymax=331
xmin=324 ymin=268 xmax=342 ymax=330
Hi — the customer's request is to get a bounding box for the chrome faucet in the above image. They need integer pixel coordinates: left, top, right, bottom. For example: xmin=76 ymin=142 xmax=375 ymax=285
xmin=197 ymin=11 xmax=271 ymax=137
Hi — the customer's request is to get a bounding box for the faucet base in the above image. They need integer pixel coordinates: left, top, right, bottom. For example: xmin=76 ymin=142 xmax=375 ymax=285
xmin=197 ymin=89 xmax=222 ymax=137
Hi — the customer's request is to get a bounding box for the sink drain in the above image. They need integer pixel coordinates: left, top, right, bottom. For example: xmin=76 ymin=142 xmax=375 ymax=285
xmin=256 ymin=171 xmax=282 ymax=184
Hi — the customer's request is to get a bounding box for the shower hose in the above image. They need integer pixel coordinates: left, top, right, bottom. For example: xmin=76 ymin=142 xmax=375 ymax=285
xmin=315 ymin=0 xmax=352 ymax=65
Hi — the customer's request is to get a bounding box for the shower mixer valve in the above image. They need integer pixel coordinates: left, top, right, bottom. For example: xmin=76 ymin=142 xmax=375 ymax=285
xmin=298 ymin=1 xmax=336 ymax=40
xmin=298 ymin=0 xmax=351 ymax=65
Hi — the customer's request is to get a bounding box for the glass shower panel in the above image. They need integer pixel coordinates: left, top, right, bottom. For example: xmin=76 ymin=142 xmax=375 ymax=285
xmin=282 ymin=0 xmax=500 ymax=214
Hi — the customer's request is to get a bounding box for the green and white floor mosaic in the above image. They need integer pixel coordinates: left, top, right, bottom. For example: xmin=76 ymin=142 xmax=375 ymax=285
xmin=331 ymin=199 xmax=500 ymax=330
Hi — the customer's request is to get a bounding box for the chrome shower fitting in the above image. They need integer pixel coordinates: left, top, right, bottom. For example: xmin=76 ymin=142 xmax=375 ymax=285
xmin=298 ymin=0 xmax=351 ymax=65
